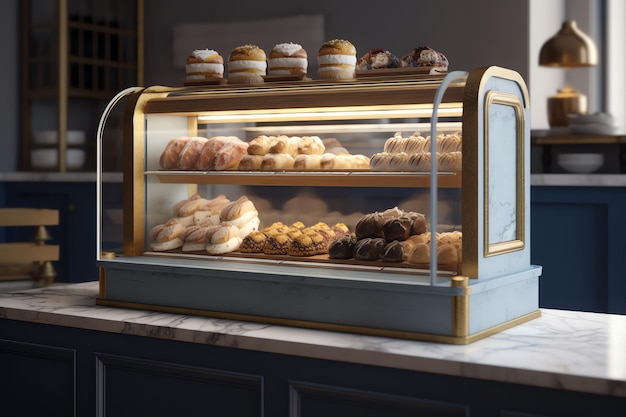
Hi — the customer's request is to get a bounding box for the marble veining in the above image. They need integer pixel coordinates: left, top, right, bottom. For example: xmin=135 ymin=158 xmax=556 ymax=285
xmin=0 ymin=282 xmax=625 ymax=397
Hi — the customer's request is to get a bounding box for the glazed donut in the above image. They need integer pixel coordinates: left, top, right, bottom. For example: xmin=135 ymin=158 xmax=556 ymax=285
xmin=356 ymin=48 xmax=399 ymax=70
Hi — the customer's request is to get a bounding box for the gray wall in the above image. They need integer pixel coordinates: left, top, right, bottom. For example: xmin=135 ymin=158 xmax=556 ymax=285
xmin=0 ymin=0 xmax=529 ymax=172
xmin=144 ymin=0 xmax=529 ymax=86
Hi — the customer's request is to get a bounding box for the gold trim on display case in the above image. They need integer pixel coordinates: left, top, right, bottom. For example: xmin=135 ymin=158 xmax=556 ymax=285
xmin=483 ymin=91 xmax=525 ymax=257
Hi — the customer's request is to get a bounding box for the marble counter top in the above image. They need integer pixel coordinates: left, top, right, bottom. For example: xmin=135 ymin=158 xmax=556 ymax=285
xmin=0 ymin=282 xmax=625 ymax=398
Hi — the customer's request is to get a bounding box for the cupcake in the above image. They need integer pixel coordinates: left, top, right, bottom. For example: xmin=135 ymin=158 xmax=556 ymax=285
xmin=268 ymin=42 xmax=308 ymax=76
xmin=317 ymin=39 xmax=357 ymax=80
xmin=185 ymin=49 xmax=224 ymax=80
xmin=227 ymin=44 xmax=267 ymax=84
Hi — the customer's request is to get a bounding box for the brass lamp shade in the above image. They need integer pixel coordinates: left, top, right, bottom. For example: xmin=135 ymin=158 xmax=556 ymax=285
xmin=539 ymin=20 xmax=598 ymax=68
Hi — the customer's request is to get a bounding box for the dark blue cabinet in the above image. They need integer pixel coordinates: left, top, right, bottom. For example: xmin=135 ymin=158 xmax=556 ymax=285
xmin=531 ymin=186 xmax=626 ymax=314
xmin=0 ymin=181 xmax=98 ymax=283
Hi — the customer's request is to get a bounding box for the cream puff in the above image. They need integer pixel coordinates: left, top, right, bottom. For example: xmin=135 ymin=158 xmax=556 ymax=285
xmin=185 ymin=49 xmax=224 ymax=80
xmin=268 ymin=42 xmax=308 ymax=76
xmin=317 ymin=39 xmax=357 ymax=80
xmin=228 ymin=44 xmax=267 ymax=84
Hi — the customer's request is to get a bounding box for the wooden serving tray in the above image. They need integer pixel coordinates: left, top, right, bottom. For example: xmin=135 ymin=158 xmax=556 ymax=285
xmin=356 ymin=66 xmax=447 ymax=78
xmin=183 ymin=77 xmax=228 ymax=87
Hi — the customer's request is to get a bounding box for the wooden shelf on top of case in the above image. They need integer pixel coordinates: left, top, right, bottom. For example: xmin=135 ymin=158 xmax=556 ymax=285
xmin=149 ymin=170 xmax=462 ymax=188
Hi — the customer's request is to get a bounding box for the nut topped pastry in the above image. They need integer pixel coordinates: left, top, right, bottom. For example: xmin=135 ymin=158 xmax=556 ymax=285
xmin=317 ymin=39 xmax=357 ymax=80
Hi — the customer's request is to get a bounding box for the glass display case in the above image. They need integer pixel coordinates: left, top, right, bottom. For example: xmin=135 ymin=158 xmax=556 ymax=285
xmin=96 ymin=66 xmax=542 ymax=344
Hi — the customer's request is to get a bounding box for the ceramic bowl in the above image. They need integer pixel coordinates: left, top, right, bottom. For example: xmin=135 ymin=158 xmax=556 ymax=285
xmin=557 ymin=153 xmax=604 ymax=173
xmin=31 ymin=149 xmax=86 ymax=169
xmin=33 ymin=130 xmax=86 ymax=145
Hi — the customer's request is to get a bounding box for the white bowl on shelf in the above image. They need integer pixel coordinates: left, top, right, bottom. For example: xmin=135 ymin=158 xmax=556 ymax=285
xmin=33 ymin=130 xmax=86 ymax=145
xmin=31 ymin=149 xmax=86 ymax=170
xmin=557 ymin=153 xmax=604 ymax=174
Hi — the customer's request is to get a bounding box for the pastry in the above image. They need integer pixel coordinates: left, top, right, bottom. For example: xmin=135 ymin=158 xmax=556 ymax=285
xmin=268 ymin=135 xmax=299 ymax=156
xmin=159 ymin=137 xmax=189 ymax=169
xmin=238 ymin=154 xmax=264 ymax=170
xmin=356 ymin=48 xmax=399 ymax=70
xmin=287 ymin=232 xmax=326 ymax=256
xmin=261 ymin=153 xmax=295 ymax=170
xmin=408 ymin=212 xmax=427 ymax=235
xmin=192 ymin=210 xmax=221 ymax=227
xmin=177 ymin=136 xmax=208 ymax=170
xmin=369 ymin=152 xmax=390 ymax=171
xmin=407 ymin=242 xmax=430 ymax=264
xmin=268 ymin=42 xmax=308 ymax=76
xmin=328 ymin=235 xmax=356 ymax=259
xmin=400 ymin=46 xmax=449 ymax=74
xmin=228 ymin=44 xmax=267 ymax=84
xmin=297 ymin=136 xmax=325 ymax=155
xmin=382 ymin=216 xmax=413 ymax=242
xmin=185 ymin=49 xmax=224 ymax=80
xmin=206 ymin=225 xmax=242 ymax=254
xmin=149 ymin=220 xmax=186 ymax=251
xmin=239 ymin=231 xmax=267 ymax=253
xmin=247 ymin=135 xmax=276 ymax=156
xmin=220 ymin=196 xmax=258 ymax=226
xmin=293 ymin=154 xmax=323 ymax=170
xmin=355 ymin=212 xmax=385 ymax=240
xmin=317 ymin=39 xmax=357 ymax=80
xmin=382 ymin=240 xmax=404 ymax=262
xmin=353 ymin=237 xmax=386 ymax=261
xmin=263 ymin=233 xmax=292 ymax=255
xmin=181 ymin=225 xmax=220 ymax=252
xmin=438 ymin=151 xmax=462 ymax=172
xmin=196 ymin=136 xmax=234 ymax=170
xmin=237 ymin=216 xmax=261 ymax=239
xmin=210 ymin=139 xmax=249 ymax=171
xmin=320 ymin=153 xmax=370 ymax=169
